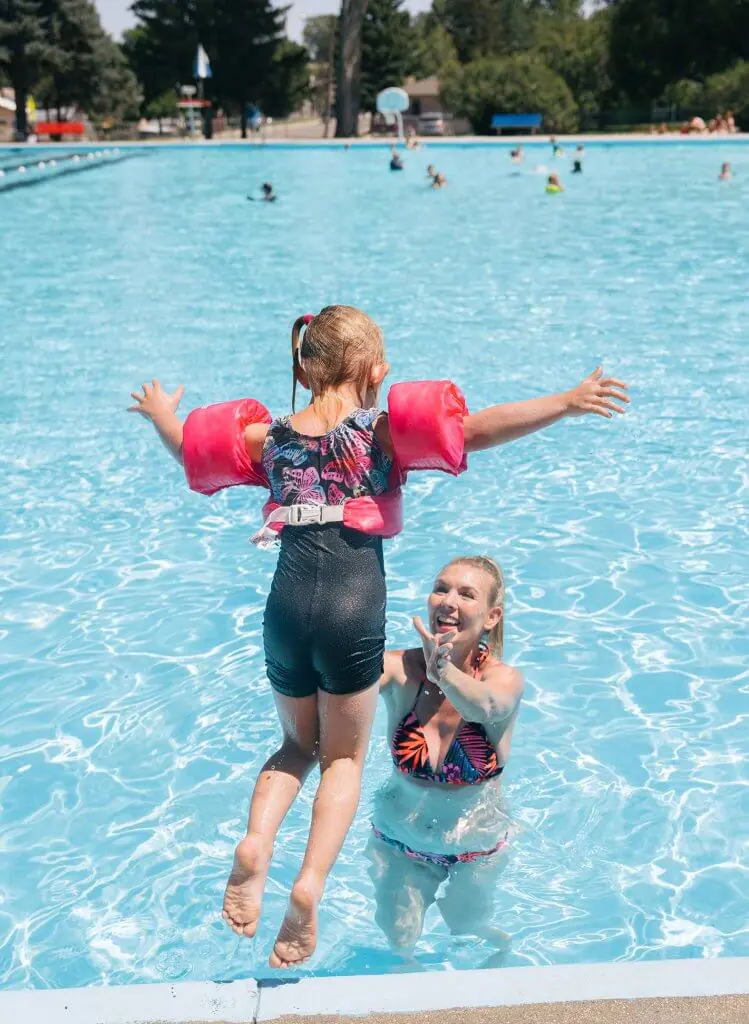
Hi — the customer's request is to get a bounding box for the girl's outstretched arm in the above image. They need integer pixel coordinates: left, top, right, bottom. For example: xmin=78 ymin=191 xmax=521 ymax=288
xmin=128 ymin=379 xmax=185 ymax=464
xmin=463 ymin=366 xmax=629 ymax=453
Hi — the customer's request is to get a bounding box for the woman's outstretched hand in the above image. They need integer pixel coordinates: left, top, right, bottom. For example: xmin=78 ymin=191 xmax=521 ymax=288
xmin=566 ymin=367 xmax=629 ymax=419
xmin=128 ymin=379 xmax=185 ymax=421
xmin=413 ymin=616 xmax=456 ymax=684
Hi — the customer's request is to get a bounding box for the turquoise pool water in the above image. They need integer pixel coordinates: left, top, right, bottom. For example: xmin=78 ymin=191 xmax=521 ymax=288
xmin=1 ymin=142 xmax=748 ymax=989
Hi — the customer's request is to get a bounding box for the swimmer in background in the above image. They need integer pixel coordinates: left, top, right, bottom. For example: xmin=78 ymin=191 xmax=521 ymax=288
xmin=550 ymin=135 xmax=564 ymax=157
xmin=431 ymin=171 xmax=447 ymax=189
xmin=369 ymin=556 xmax=521 ymax=953
xmin=426 ymin=163 xmax=436 ymax=179
xmin=719 ymin=161 xmax=732 ymax=180
xmin=390 ymin=147 xmax=404 ymax=171
xmin=546 ymin=172 xmax=564 ymax=193
xmin=248 ymin=182 xmax=277 ymax=202
xmin=572 ymin=159 xmax=582 ymax=174
xmin=510 ymin=146 xmax=523 ymax=164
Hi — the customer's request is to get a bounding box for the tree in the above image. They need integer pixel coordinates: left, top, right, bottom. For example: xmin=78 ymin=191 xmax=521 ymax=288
xmin=335 ymin=0 xmax=368 ymax=136
xmin=0 ymin=0 xmax=58 ymax=137
xmin=88 ymin=34 xmax=140 ymax=123
xmin=359 ymin=0 xmax=413 ymax=112
xmin=533 ymin=9 xmax=612 ymax=128
xmin=261 ymin=39 xmax=309 ymax=119
xmin=128 ymin=0 xmax=294 ymax=137
xmin=440 ymin=53 xmax=578 ymax=133
xmin=211 ymin=0 xmax=286 ymax=136
xmin=436 ymin=0 xmax=533 ymax=64
xmin=704 ymin=61 xmax=749 ymax=128
xmin=303 ymin=14 xmax=336 ymax=129
xmin=303 ymin=13 xmax=336 ymax=64
xmin=609 ymin=0 xmax=749 ymax=104
xmin=121 ymin=24 xmax=176 ymax=112
xmin=36 ymin=0 xmax=104 ymax=118
xmin=411 ymin=13 xmax=458 ymax=79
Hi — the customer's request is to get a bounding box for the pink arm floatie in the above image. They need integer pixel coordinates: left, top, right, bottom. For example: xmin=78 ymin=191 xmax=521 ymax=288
xmin=387 ymin=380 xmax=468 ymax=475
xmin=183 ymin=399 xmax=272 ymax=495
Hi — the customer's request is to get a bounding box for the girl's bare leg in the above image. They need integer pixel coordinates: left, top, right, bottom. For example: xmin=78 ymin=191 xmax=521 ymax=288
xmin=222 ymin=691 xmax=319 ymax=937
xmin=270 ymin=682 xmax=379 ymax=968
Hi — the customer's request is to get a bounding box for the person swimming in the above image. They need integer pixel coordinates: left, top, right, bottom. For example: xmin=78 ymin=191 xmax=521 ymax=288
xmin=510 ymin=147 xmax=523 ymax=164
xmin=390 ymin=148 xmax=404 ymax=171
xmin=546 ymin=173 xmax=564 ymax=193
xmin=572 ymin=160 xmax=582 ymax=174
xmin=368 ymin=556 xmax=522 ymax=952
xmin=431 ymin=172 xmax=447 ymax=189
xmin=248 ymin=182 xmax=277 ymax=202
xmin=719 ymin=161 xmax=732 ymax=180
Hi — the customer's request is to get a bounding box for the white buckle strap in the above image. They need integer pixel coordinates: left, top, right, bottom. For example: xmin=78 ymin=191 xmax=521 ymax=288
xmin=251 ymin=503 xmax=345 ymax=548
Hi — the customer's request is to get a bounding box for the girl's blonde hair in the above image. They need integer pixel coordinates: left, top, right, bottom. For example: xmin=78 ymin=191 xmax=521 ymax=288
xmin=290 ymin=305 xmax=385 ymax=413
xmin=444 ymin=555 xmax=505 ymax=659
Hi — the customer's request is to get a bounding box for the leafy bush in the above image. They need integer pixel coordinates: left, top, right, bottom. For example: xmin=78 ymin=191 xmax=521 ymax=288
xmin=440 ymin=54 xmax=578 ymax=134
xmin=704 ymin=60 xmax=749 ymax=128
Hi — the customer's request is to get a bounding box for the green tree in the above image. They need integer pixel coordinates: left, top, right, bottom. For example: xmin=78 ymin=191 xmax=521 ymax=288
xmin=437 ymin=0 xmax=533 ymax=64
xmin=0 ymin=0 xmax=59 ymax=137
xmin=360 ymin=0 xmax=413 ymax=111
xmin=121 ymin=24 xmax=176 ymax=112
xmin=36 ymin=0 xmax=103 ymax=117
xmin=144 ymin=85 xmax=178 ymax=128
xmin=303 ymin=13 xmax=336 ymax=63
xmin=211 ymin=0 xmax=286 ymax=135
xmin=440 ymin=53 xmax=577 ymax=133
xmin=533 ymin=9 xmax=611 ymax=128
xmin=261 ymin=38 xmax=309 ymax=118
xmin=704 ymin=61 xmax=749 ymax=128
xmin=411 ymin=13 xmax=458 ymax=79
xmin=609 ymin=0 xmax=749 ymax=104
xmin=88 ymin=34 xmax=140 ymax=123
xmin=303 ymin=14 xmax=336 ymax=126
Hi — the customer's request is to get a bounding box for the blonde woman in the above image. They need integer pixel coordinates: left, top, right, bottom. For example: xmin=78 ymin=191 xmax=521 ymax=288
xmin=370 ymin=556 xmax=522 ymax=951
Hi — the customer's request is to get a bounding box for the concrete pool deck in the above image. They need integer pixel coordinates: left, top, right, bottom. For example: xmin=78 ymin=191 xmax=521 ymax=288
xmin=2 ymin=957 xmax=748 ymax=1024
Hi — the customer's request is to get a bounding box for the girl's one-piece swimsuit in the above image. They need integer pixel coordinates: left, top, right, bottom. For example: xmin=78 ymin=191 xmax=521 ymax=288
xmin=373 ymin=682 xmax=509 ymax=866
xmin=262 ymin=408 xmax=393 ymax=698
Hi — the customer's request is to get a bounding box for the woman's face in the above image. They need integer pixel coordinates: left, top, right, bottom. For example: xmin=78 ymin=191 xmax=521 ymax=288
xmin=428 ymin=563 xmax=501 ymax=650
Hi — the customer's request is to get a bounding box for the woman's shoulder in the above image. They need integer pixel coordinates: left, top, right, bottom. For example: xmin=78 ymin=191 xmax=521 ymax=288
xmin=481 ymin=659 xmax=524 ymax=696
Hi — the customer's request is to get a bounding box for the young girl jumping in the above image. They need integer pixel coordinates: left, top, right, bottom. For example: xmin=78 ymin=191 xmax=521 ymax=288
xmin=129 ymin=304 xmax=628 ymax=968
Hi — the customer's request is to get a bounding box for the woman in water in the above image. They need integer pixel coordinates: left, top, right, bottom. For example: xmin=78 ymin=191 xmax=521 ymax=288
xmin=719 ymin=161 xmax=732 ymax=181
xmin=369 ymin=555 xmax=521 ymax=952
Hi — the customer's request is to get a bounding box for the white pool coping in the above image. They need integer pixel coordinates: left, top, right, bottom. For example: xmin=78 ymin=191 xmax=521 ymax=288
xmin=1 ymin=956 xmax=748 ymax=1023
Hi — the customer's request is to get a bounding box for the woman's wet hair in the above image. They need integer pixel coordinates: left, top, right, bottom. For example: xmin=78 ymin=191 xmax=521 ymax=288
xmin=444 ymin=555 xmax=505 ymax=658
xmin=290 ymin=305 xmax=385 ymax=413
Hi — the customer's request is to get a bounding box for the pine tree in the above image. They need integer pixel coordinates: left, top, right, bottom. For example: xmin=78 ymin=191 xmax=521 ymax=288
xmin=0 ymin=0 xmax=59 ymax=137
xmin=360 ymin=0 xmax=413 ymax=112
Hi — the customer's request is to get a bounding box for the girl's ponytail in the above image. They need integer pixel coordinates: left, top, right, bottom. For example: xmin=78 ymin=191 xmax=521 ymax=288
xmin=290 ymin=315 xmax=309 ymax=412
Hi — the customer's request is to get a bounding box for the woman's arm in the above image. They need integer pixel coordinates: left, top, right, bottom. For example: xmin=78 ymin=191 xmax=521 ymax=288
xmin=438 ymin=661 xmax=524 ymax=725
xmin=128 ymin=380 xmax=185 ymax=464
xmin=413 ymin=617 xmax=523 ymax=725
xmin=463 ymin=367 xmax=629 ymax=453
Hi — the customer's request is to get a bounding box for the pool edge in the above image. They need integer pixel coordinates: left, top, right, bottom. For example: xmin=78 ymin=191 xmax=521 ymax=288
xmin=1 ymin=957 xmax=748 ymax=1023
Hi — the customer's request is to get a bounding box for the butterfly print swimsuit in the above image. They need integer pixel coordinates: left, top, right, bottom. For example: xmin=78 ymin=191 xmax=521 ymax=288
xmin=262 ymin=409 xmax=394 ymax=698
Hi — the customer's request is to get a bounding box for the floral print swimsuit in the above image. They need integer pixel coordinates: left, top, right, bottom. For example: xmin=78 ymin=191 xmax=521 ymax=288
xmin=261 ymin=409 xmax=394 ymax=699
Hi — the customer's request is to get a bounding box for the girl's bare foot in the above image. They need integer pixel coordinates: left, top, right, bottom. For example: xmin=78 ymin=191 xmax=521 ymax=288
xmin=222 ymin=834 xmax=272 ymax=938
xmin=269 ymin=875 xmax=323 ymax=968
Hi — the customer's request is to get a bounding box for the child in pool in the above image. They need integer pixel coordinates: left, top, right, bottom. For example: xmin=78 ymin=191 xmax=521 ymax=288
xmin=129 ymin=306 xmax=629 ymax=968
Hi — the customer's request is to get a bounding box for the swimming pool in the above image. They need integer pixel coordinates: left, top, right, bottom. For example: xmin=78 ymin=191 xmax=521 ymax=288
xmin=1 ymin=141 xmax=747 ymax=990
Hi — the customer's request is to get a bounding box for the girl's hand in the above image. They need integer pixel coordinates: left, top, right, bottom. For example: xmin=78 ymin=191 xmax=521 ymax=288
xmin=128 ymin=379 xmax=185 ymax=421
xmin=566 ymin=367 xmax=629 ymax=419
xmin=413 ymin=616 xmax=456 ymax=684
